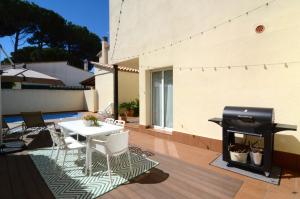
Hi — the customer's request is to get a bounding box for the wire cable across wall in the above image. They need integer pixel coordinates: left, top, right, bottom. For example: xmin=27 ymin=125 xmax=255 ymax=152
xmin=138 ymin=61 xmax=300 ymax=72
xmin=111 ymin=0 xmax=278 ymax=62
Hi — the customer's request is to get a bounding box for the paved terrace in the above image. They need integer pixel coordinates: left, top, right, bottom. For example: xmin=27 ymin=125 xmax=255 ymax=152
xmin=0 ymin=119 xmax=299 ymax=199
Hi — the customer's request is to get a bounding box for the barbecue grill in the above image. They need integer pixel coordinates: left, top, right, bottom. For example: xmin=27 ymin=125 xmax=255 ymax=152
xmin=209 ymin=106 xmax=297 ymax=176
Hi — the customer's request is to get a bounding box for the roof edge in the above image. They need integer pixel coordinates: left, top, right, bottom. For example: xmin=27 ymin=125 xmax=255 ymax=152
xmin=90 ymin=61 xmax=139 ymax=73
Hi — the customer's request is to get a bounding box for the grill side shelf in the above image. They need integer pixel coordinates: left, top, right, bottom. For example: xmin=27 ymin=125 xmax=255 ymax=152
xmin=226 ymin=129 xmax=263 ymax=137
xmin=208 ymin=117 xmax=222 ymax=127
xmin=274 ymin=123 xmax=297 ymax=133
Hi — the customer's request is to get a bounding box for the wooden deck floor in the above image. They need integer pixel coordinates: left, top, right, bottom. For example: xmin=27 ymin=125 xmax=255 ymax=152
xmin=0 ymin=126 xmax=299 ymax=199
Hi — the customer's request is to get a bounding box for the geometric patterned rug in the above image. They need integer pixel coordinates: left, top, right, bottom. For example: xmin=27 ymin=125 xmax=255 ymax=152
xmin=29 ymin=147 xmax=159 ymax=199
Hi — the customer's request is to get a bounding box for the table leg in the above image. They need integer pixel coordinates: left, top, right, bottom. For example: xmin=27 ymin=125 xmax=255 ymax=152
xmin=85 ymin=137 xmax=90 ymax=175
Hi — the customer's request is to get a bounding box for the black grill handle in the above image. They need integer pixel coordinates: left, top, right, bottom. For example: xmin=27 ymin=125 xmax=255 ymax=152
xmin=237 ymin=115 xmax=254 ymax=122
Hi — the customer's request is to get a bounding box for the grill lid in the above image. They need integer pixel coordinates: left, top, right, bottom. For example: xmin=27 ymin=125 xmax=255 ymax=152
xmin=222 ymin=106 xmax=274 ymax=134
xmin=223 ymin=106 xmax=274 ymax=122
xmin=209 ymin=106 xmax=297 ymax=134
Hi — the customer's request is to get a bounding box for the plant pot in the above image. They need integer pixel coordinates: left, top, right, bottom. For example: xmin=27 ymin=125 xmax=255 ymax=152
xmin=119 ymin=115 xmax=127 ymax=122
xmin=126 ymin=110 xmax=134 ymax=117
xmin=250 ymin=151 xmax=263 ymax=166
xmin=230 ymin=151 xmax=249 ymax=164
xmin=83 ymin=120 xmax=93 ymax=126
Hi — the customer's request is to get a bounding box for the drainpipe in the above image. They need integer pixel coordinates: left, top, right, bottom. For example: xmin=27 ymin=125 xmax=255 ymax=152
xmin=102 ymin=37 xmax=109 ymax=65
xmin=113 ymin=64 xmax=119 ymax=120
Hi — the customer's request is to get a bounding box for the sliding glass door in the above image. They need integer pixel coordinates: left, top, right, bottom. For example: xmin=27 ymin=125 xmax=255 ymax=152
xmin=152 ymin=69 xmax=173 ymax=130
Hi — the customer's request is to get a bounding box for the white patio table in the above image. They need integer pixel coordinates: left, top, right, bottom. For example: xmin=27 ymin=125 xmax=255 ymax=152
xmin=58 ymin=120 xmax=124 ymax=175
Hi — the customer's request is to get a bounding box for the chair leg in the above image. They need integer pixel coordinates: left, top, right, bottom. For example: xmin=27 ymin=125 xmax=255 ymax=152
xmin=127 ymin=151 xmax=133 ymax=173
xmin=106 ymin=154 xmax=112 ymax=185
xmin=50 ymin=143 xmax=55 ymax=158
xmin=78 ymin=148 xmax=81 ymax=160
xmin=62 ymin=150 xmax=67 ymax=168
xmin=55 ymin=148 xmax=60 ymax=163
xmin=89 ymin=150 xmax=92 ymax=176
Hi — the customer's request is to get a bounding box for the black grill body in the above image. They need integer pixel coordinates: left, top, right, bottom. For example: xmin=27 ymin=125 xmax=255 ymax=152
xmin=209 ymin=106 xmax=297 ymax=176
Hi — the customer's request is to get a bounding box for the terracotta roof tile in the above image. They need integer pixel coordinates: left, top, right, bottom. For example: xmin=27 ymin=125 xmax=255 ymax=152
xmin=90 ymin=61 xmax=139 ymax=73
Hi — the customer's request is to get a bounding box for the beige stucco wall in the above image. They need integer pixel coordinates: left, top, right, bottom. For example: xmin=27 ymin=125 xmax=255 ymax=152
xmin=95 ymin=69 xmax=139 ymax=112
xmin=2 ymin=89 xmax=89 ymax=115
xmin=118 ymin=71 xmax=139 ymax=103
xmin=84 ymin=89 xmax=98 ymax=112
xmin=95 ymin=70 xmax=114 ymax=112
xmin=110 ymin=0 xmax=300 ymax=154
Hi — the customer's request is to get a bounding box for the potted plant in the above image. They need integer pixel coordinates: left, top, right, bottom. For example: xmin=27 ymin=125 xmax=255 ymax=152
xmin=119 ymin=102 xmax=134 ymax=121
xmin=131 ymin=99 xmax=139 ymax=117
xmin=228 ymin=142 xmax=250 ymax=164
xmin=127 ymin=101 xmax=135 ymax=117
xmin=119 ymin=102 xmax=131 ymax=116
xmin=250 ymin=140 xmax=263 ymax=166
xmin=83 ymin=115 xmax=99 ymax=126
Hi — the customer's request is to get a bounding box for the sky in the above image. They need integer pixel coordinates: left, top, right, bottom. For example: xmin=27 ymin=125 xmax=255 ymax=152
xmin=0 ymin=0 xmax=109 ymax=59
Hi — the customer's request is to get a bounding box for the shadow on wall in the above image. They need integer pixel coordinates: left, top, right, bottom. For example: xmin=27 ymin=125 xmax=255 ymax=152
xmin=273 ymin=134 xmax=300 ymax=172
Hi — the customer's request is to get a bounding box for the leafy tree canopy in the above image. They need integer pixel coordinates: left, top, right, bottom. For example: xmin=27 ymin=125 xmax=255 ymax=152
xmin=0 ymin=0 xmax=101 ymax=69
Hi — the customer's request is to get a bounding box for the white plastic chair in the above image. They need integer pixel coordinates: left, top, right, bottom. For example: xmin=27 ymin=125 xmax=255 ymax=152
xmin=48 ymin=126 xmax=85 ymax=174
xmin=113 ymin=120 xmax=125 ymax=127
xmin=104 ymin=118 xmax=115 ymax=124
xmin=60 ymin=127 xmax=79 ymax=140
xmin=88 ymin=130 xmax=132 ymax=184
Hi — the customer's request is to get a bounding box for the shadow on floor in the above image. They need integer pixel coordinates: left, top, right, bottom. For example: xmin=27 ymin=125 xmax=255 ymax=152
xmin=129 ymin=167 xmax=169 ymax=184
xmin=129 ymin=145 xmax=155 ymax=157
xmin=26 ymin=130 xmax=53 ymax=150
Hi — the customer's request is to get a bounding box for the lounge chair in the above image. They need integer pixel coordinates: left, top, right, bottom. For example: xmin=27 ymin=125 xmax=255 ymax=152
xmin=1 ymin=119 xmax=25 ymax=154
xmin=2 ymin=119 xmax=9 ymax=137
xmin=21 ymin=112 xmax=55 ymax=135
xmin=2 ymin=119 xmax=23 ymax=138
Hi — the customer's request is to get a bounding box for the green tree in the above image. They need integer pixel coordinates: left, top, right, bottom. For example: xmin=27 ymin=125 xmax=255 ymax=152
xmin=0 ymin=0 xmax=102 ymax=68
xmin=0 ymin=0 xmax=39 ymax=52
xmin=12 ymin=47 xmax=68 ymax=62
xmin=65 ymin=23 xmax=101 ymax=62
xmin=27 ymin=8 xmax=67 ymax=49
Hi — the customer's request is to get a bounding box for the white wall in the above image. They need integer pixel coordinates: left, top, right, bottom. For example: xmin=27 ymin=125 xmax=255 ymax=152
xmin=26 ymin=61 xmax=93 ymax=86
xmin=2 ymin=89 xmax=90 ymax=115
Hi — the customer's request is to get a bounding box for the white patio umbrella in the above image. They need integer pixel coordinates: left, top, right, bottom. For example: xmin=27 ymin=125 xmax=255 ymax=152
xmin=2 ymin=67 xmax=65 ymax=86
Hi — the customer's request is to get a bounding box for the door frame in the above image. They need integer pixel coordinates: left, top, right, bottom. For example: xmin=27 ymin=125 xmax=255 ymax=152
xmin=150 ymin=67 xmax=173 ymax=132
